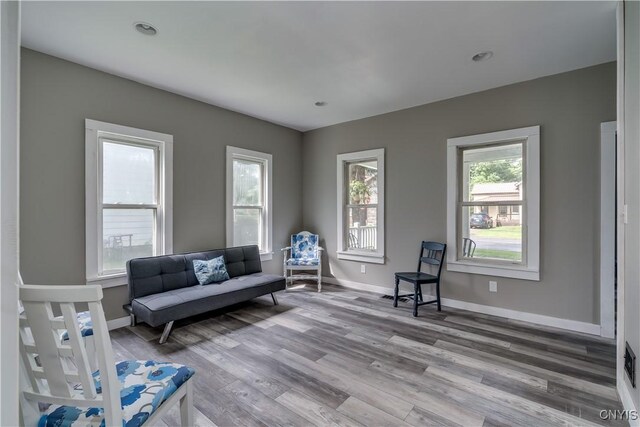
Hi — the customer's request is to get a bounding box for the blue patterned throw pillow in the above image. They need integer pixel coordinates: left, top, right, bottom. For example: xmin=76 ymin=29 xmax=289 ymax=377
xmin=193 ymin=256 xmax=229 ymax=285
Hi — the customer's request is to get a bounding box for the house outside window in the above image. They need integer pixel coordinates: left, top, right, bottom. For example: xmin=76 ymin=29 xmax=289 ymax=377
xmin=337 ymin=149 xmax=385 ymax=264
xmin=447 ymin=126 xmax=540 ymax=281
xmin=226 ymin=146 xmax=273 ymax=261
xmin=85 ymin=119 xmax=173 ymax=287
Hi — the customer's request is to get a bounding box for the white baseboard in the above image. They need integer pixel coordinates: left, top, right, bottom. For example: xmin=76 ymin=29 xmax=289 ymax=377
xmin=322 ymin=276 xmax=602 ymax=336
xmin=618 ymin=380 xmax=640 ymax=426
xmin=107 ymin=316 xmax=130 ymax=331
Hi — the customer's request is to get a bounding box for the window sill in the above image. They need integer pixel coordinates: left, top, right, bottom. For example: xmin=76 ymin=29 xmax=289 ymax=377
xmin=87 ymin=273 xmax=128 ymax=288
xmin=447 ymin=261 xmax=539 ymax=281
xmin=260 ymin=252 xmax=273 ymax=262
xmin=337 ymin=251 xmax=385 ymax=264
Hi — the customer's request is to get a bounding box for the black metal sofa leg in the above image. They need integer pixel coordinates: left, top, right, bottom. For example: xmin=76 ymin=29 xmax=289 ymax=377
xmin=393 ymin=277 xmax=399 ymax=307
xmin=159 ymin=321 xmax=174 ymax=344
xmin=271 ymin=292 xmax=279 ymax=306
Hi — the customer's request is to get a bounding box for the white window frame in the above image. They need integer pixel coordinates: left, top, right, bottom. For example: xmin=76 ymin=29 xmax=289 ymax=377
xmin=226 ymin=146 xmax=273 ymax=261
xmin=336 ymin=148 xmax=385 ymax=264
xmin=85 ymin=119 xmax=173 ymax=288
xmin=447 ymin=126 xmax=540 ymax=281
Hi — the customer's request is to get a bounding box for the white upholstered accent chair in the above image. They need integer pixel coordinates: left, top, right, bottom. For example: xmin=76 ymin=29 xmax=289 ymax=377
xmin=281 ymin=231 xmax=324 ymax=292
xmin=19 ymin=284 xmax=195 ymax=427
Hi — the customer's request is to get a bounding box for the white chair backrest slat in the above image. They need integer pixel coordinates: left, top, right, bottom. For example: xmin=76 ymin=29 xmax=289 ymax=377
xmin=87 ymin=300 xmax=122 ymax=425
xmin=59 ymin=302 xmax=97 ymax=398
xmin=50 ymin=318 xmax=66 ymax=329
xmin=18 ymin=330 xmax=41 ymax=393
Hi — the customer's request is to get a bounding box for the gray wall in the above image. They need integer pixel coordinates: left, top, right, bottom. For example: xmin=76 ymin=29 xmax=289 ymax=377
xmin=20 ymin=48 xmax=303 ymax=320
xmin=302 ymin=62 xmax=616 ymax=324
xmin=623 ymin=0 xmax=640 ymax=409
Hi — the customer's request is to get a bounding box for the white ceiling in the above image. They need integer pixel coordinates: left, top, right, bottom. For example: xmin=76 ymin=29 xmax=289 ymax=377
xmin=21 ymin=1 xmax=617 ymax=131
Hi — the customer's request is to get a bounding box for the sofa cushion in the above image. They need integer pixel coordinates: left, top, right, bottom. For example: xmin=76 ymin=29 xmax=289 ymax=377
xmin=131 ymin=273 xmax=284 ymax=326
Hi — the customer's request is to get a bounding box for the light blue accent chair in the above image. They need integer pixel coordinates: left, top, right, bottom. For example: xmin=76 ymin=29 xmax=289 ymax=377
xmin=281 ymin=231 xmax=324 ymax=292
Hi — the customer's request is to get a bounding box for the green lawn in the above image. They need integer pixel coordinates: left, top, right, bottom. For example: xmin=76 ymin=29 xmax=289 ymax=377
xmin=471 ymin=225 xmax=522 ymax=239
xmin=474 ymin=248 xmax=522 ymax=261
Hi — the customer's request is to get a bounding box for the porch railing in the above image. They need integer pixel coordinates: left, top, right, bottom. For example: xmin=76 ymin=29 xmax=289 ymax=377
xmin=348 ymin=226 xmax=377 ymax=250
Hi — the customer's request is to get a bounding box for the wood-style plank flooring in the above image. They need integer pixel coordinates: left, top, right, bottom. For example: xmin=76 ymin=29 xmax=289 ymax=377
xmin=110 ymin=284 xmax=624 ymax=427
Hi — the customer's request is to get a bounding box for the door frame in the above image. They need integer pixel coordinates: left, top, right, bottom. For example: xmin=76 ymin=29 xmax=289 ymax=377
xmin=601 ymin=121 xmax=616 ymax=339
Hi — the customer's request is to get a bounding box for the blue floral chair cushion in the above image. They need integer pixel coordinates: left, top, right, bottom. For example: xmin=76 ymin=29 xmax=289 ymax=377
xmin=287 ymin=233 xmax=319 ymax=266
xmin=39 ymin=360 xmax=195 ymax=427
xmin=60 ymin=311 xmax=93 ymax=341
xmin=286 ymin=258 xmax=319 ymax=266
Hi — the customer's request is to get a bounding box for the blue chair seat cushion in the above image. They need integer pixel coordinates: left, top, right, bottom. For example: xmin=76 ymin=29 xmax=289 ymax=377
xmin=38 ymin=360 xmax=195 ymax=427
xmin=286 ymin=257 xmax=319 ymax=266
xmin=60 ymin=311 xmax=93 ymax=341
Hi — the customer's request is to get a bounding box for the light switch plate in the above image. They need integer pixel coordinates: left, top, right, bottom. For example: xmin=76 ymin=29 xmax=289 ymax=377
xmin=360 ymin=264 xmax=366 ymax=274
xmin=489 ymin=281 xmax=498 ymax=292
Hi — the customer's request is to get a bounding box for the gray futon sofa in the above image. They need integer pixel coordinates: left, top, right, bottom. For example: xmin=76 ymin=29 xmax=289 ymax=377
xmin=125 ymin=245 xmax=285 ymax=343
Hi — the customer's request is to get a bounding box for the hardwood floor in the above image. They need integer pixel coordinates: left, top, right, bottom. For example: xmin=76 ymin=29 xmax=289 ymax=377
xmin=110 ymin=284 xmax=624 ymax=427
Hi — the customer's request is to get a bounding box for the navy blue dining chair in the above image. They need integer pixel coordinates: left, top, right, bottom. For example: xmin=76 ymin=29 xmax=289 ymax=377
xmin=393 ymin=241 xmax=446 ymax=316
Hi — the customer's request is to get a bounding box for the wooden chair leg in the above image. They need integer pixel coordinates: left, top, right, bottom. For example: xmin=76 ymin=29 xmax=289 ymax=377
xmin=393 ymin=277 xmax=399 ymax=307
xmin=436 ymin=281 xmax=441 ymax=311
xmin=413 ymin=283 xmax=419 ymax=317
xmin=180 ymin=380 xmax=194 ymax=426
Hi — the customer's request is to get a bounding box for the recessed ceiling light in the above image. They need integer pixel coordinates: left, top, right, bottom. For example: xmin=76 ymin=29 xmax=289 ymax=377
xmin=314 ymin=101 xmax=327 ymax=107
xmin=134 ymin=22 xmax=158 ymax=36
xmin=472 ymin=51 xmax=493 ymax=62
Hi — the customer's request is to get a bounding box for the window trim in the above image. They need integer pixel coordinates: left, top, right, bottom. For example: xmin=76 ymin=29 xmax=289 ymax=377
xmin=85 ymin=119 xmax=173 ymax=288
xmin=225 ymin=146 xmax=273 ymax=261
xmin=447 ymin=126 xmax=540 ymax=281
xmin=336 ymin=148 xmax=385 ymax=264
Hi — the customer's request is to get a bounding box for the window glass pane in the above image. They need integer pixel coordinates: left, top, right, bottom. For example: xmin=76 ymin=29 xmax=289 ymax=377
xmin=347 ymin=160 xmax=378 ymax=205
xmin=102 ymin=209 xmax=155 ymax=272
xmin=460 ymin=205 xmax=522 ymax=262
xmin=347 ymin=206 xmax=377 ymax=250
xmin=233 ymin=159 xmax=262 ymax=206
xmin=103 ymin=141 xmax=156 ymax=204
xmin=233 ymin=208 xmax=262 ymax=247
xmin=462 ymin=142 xmax=523 ymax=202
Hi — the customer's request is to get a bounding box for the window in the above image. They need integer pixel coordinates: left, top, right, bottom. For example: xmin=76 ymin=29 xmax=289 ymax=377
xmin=86 ymin=119 xmax=173 ymax=287
xmin=337 ymin=149 xmax=385 ymax=264
xmin=226 ymin=146 xmax=272 ymax=261
xmin=447 ymin=126 xmax=539 ymax=281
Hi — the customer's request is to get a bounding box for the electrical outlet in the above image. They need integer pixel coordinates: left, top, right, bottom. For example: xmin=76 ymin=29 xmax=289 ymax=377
xmin=360 ymin=264 xmax=366 ymax=274
xmin=489 ymin=281 xmax=498 ymax=293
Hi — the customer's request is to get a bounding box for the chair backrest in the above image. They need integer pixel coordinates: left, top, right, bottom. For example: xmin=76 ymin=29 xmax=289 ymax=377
xmin=347 ymin=232 xmax=358 ymax=249
xmin=417 ymin=241 xmax=447 ymax=278
xmin=291 ymin=231 xmax=319 ymax=259
xmin=462 ymin=237 xmax=476 ymax=258
xmin=19 ymin=285 xmax=122 ymax=426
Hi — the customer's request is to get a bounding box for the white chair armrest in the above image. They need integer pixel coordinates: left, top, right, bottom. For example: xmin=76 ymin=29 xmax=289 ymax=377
xmin=318 ymin=247 xmax=325 ymax=251
xmin=281 ymin=246 xmax=292 ymax=251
